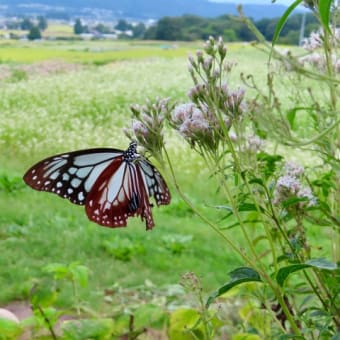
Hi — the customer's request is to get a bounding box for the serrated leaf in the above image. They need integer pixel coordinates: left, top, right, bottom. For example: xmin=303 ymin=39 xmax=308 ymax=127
xmin=272 ymin=0 xmax=303 ymax=46
xmin=206 ymin=267 xmax=262 ymax=307
xmin=319 ymin=0 xmax=332 ymax=33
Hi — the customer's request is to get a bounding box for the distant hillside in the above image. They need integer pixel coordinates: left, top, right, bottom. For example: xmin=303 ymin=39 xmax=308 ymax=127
xmin=0 ymin=0 xmax=295 ymax=21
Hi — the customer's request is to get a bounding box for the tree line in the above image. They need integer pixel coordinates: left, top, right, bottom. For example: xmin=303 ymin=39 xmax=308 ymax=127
xmin=143 ymin=12 xmax=319 ymax=44
xmin=4 ymin=11 xmax=319 ymax=44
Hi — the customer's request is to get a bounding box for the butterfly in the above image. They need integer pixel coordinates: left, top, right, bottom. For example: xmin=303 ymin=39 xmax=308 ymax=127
xmin=23 ymin=141 xmax=170 ymax=230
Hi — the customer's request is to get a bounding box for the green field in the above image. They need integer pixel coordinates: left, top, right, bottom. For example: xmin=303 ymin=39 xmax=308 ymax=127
xmin=0 ymin=39 xmax=333 ymax=336
xmin=0 ymin=40 xmax=265 ymax=305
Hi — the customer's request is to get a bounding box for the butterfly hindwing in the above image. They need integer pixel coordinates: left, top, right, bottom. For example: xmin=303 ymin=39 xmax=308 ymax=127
xmin=23 ymin=148 xmax=124 ymax=205
xmin=85 ymin=159 xmax=154 ymax=229
xmin=138 ymin=159 xmax=171 ymax=205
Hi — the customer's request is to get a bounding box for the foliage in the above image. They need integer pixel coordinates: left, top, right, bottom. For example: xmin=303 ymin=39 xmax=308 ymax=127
xmin=1 ymin=3 xmax=340 ymax=338
xmin=114 ymin=19 xmax=132 ymax=32
xmin=74 ymin=18 xmax=85 ymax=35
xmin=27 ymin=26 xmax=42 ymax=40
xmin=144 ymin=12 xmax=318 ymax=44
xmin=37 ymin=16 xmax=48 ymax=31
xmin=125 ymin=2 xmax=340 ymax=338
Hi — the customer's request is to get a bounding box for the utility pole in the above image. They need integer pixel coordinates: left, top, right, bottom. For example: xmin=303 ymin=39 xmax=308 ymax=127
xmin=299 ymin=11 xmax=306 ymax=46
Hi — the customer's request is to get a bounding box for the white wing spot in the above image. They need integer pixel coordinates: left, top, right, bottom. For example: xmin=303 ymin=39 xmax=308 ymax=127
xmin=62 ymin=173 xmax=70 ymax=181
xmin=32 ymin=175 xmax=37 ymax=180
xmin=56 ymin=182 xmax=62 ymax=188
xmin=78 ymin=192 xmax=85 ymax=201
xmin=71 ymin=178 xmax=81 ymax=188
xmin=50 ymin=171 xmax=60 ymax=180
xmin=69 ymin=167 xmax=77 ymax=175
xmin=76 ymin=167 xmax=92 ymax=179
xmin=94 ymin=209 xmax=100 ymax=215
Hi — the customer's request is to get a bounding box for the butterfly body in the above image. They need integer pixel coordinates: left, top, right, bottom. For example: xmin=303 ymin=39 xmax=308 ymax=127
xmin=23 ymin=142 xmax=170 ymax=230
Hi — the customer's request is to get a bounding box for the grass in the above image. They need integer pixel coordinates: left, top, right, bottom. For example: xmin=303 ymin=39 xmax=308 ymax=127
xmin=0 ymin=39 xmax=198 ymax=64
xmin=0 ymin=40 xmax=330 ymax=313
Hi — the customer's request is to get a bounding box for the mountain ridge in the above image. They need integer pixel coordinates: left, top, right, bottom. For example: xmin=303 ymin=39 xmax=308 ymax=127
xmin=0 ymin=0 xmax=293 ymax=20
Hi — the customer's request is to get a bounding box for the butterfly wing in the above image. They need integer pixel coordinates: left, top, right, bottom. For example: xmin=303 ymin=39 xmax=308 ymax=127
xmin=85 ymin=160 xmax=154 ymax=229
xmin=138 ymin=159 xmax=171 ymax=205
xmin=23 ymin=148 xmax=124 ymax=205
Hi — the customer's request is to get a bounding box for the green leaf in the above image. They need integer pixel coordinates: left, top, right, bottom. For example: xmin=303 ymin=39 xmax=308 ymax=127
xmin=168 ymin=309 xmax=203 ymax=340
xmin=69 ymin=263 xmax=89 ymax=288
xmin=0 ymin=318 xmax=22 ymax=339
xmin=286 ymin=108 xmax=297 ymax=130
xmin=276 ymin=258 xmax=338 ymax=286
xmin=30 ymin=279 xmax=58 ymax=308
xmin=134 ymin=304 xmax=168 ymax=330
xmin=206 ymin=267 xmax=262 ymax=307
xmin=232 ymin=334 xmax=261 ymax=340
xmin=305 ymin=258 xmax=338 ymax=270
xmin=272 ymin=0 xmax=303 ymax=46
xmin=249 ymin=178 xmax=264 ymax=186
xmin=43 ymin=263 xmax=70 ymax=280
xmin=62 ymin=318 xmax=114 ymax=340
xmin=319 ymin=0 xmax=332 ymax=33
xmin=276 ymin=264 xmax=310 ymax=287
xmin=331 ymin=332 xmax=340 ymax=340
xmin=256 ymin=152 xmax=283 ymax=178
xmin=282 ymin=196 xmax=309 ymax=208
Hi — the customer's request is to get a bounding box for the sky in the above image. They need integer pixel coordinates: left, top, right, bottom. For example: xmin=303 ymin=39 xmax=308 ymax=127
xmin=210 ymin=0 xmax=293 ymax=5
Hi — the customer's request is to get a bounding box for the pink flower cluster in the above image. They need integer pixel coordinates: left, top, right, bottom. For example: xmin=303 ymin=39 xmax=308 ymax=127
xmin=124 ymin=98 xmax=171 ymax=154
xmin=188 ymin=83 xmax=246 ymax=119
xmin=171 ymin=103 xmax=210 ymax=139
xmin=302 ymin=31 xmax=323 ymax=51
xmin=247 ymin=135 xmax=265 ymax=152
xmin=170 ymin=102 xmax=230 ymax=151
xmin=273 ymin=162 xmax=317 ymax=208
xmin=299 ymin=53 xmax=340 ymax=73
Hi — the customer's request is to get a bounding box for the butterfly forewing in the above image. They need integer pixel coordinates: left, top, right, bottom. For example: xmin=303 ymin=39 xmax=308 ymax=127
xmin=23 ymin=149 xmax=124 ymax=205
xmin=85 ymin=160 xmax=154 ymax=229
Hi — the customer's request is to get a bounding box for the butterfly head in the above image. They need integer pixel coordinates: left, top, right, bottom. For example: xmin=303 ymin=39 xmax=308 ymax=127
xmin=124 ymin=141 xmax=139 ymax=162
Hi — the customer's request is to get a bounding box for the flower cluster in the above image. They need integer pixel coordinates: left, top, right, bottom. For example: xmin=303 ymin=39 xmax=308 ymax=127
xmin=246 ymin=134 xmax=265 ymax=152
xmin=124 ymin=97 xmax=172 ymax=156
xmin=302 ymin=28 xmax=340 ymax=51
xmin=299 ymin=53 xmax=340 ymax=73
xmin=302 ymin=31 xmax=323 ymax=51
xmin=169 ymin=103 xmax=222 ymax=151
xmin=273 ymin=162 xmax=317 ymax=208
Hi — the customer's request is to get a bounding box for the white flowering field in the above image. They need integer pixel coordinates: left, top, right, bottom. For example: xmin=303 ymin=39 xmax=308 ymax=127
xmin=0 ymin=38 xmax=336 ymax=338
xmin=0 ymin=41 xmax=266 ymax=303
